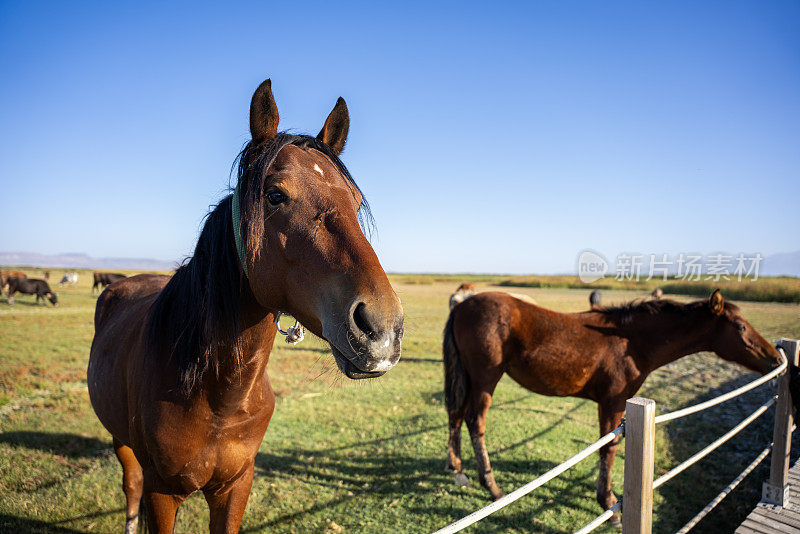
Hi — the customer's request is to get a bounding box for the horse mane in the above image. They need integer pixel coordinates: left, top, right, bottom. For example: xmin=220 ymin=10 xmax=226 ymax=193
xmin=597 ymin=297 xmax=740 ymax=327
xmin=146 ymin=197 xmax=242 ymax=395
xmin=146 ymin=133 xmax=369 ymax=396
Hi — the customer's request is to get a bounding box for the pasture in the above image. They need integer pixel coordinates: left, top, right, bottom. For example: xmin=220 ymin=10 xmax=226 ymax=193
xmin=1 ymin=270 xmax=799 ymax=533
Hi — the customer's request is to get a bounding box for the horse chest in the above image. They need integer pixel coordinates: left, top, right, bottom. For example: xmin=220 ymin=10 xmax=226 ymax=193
xmin=143 ymin=407 xmax=271 ymax=492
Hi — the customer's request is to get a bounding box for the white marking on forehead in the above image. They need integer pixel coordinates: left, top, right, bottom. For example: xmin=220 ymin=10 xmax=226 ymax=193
xmin=313 ymin=163 xmax=324 ymax=176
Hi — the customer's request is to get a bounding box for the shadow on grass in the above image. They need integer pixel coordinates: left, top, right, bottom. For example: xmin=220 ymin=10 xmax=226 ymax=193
xmin=251 ymin=448 xmax=600 ymax=533
xmin=0 ymin=515 xmax=86 ymax=533
xmin=401 ymin=357 xmax=441 ymax=363
xmin=248 ymin=394 xmax=604 ymax=533
xmin=0 ymin=507 xmax=124 ymax=533
xmin=0 ymin=432 xmax=110 ymax=458
xmin=653 ymin=371 xmax=800 ymax=534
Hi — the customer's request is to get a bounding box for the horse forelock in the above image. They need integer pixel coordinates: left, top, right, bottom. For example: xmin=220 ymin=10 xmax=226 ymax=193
xmin=234 ymin=133 xmax=372 ymax=268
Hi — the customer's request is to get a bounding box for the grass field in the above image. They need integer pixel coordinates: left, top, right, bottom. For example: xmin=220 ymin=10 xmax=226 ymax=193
xmin=1 ymin=269 xmax=799 ymax=533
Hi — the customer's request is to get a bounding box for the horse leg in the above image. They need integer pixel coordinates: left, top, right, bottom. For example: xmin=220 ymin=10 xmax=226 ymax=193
xmin=466 ymin=375 xmax=504 ymax=500
xmin=113 ymin=438 xmax=143 ymax=534
xmin=203 ymin=463 xmax=255 ymax=534
xmin=597 ymin=401 xmax=625 ymax=527
xmin=143 ymin=484 xmax=185 ymax=534
xmin=446 ymin=400 xmax=466 ymax=472
xmin=7 ymin=288 xmax=15 ymax=305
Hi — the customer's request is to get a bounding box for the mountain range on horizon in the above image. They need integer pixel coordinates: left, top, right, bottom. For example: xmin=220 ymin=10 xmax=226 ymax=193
xmin=0 ymin=252 xmax=177 ymax=272
xmin=1 ymin=250 xmax=799 ymax=277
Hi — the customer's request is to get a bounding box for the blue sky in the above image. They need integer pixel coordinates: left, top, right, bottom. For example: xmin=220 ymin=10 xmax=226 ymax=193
xmin=1 ymin=1 xmax=798 ymax=273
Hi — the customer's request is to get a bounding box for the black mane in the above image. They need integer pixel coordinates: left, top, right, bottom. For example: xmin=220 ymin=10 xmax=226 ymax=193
xmin=146 ymin=133 xmax=369 ymax=395
xmin=598 ymin=298 xmax=703 ymax=327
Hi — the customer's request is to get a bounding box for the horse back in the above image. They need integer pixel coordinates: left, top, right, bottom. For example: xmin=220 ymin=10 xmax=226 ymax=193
xmin=89 ymin=274 xmax=170 ymax=444
xmin=452 ymin=292 xmax=622 ymax=398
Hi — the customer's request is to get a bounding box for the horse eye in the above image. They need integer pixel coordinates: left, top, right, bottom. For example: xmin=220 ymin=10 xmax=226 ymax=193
xmin=736 ymin=323 xmax=746 ymax=332
xmin=266 ymin=190 xmax=288 ymax=207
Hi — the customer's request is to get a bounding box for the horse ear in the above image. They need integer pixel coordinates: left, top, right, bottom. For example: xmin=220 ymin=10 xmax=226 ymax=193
xmin=709 ymin=289 xmax=725 ymax=315
xmin=250 ymin=79 xmax=279 ymax=144
xmin=317 ymin=97 xmax=349 ymax=155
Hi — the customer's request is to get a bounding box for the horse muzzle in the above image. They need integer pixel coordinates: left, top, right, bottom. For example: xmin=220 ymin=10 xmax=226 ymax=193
xmin=324 ymin=297 xmax=403 ymax=380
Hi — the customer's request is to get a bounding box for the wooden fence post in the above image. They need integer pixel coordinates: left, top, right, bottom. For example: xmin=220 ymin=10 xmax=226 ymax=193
xmin=623 ymin=397 xmax=656 ymax=534
xmin=763 ymin=338 xmax=800 ymax=506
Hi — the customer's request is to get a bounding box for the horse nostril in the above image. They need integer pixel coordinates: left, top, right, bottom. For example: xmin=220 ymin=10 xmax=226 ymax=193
xmin=352 ymin=302 xmax=377 ymax=340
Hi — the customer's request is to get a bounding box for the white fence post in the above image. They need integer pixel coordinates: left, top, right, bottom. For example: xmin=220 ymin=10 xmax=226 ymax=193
xmin=763 ymin=338 xmax=800 ymax=506
xmin=623 ymin=397 xmax=656 ymax=534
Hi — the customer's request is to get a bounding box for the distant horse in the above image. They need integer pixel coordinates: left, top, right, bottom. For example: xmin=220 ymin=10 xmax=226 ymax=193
xmin=6 ymin=277 xmax=58 ymax=306
xmin=449 ymin=283 xmax=476 ymax=309
xmin=92 ymin=272 xmax=126 ymax=294
xmin=443 ymin=290 xmax=781 ymax=525
xmin=589 ymin=289 xmax=602 ymax=310
xmin=651 ymin=287 xmax=663 ymax=299
xmin=43 ymin=271 xmax=50 ymax=280
xmin=1 ymin=271 xmax=26 ymax=294
xmin=449 ymin=283 xmax=537 ymax=310
xmin=88 ymin=79 xmax=404 ymax=533
xmin=59 ymin=272 xmax=79 ymax=286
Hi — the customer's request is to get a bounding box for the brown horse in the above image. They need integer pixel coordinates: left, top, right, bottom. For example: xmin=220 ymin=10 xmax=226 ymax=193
xmin=1 ymin=270 xmax=26 ymax=294
xmin=443 ymin=290 xmax=781 ymax=524
xmin=88 ymin=79 xmax=404 ymax=533
xmin=92 ymin=272 xmax=127 ymax=294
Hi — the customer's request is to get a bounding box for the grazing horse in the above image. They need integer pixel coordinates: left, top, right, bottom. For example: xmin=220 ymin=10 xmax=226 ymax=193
xmin=651 ymin=287 xmax=664 ymax=299
xmin=1 ymin=270 xmax=26 ymax=293
xmin=449 ymin=283 xmax=476 ymax=310
xmin=59 ymin=272 xmax=79 ymax=286
xmin=589 ymin=289 xmax=602 ymax=310
xmin=443 ymin=290 xmax=781 ymax=525
xmin=6 ymin=277 xmax=58 ymax=306
xmin=92 ymin=272 xmax=126 ymax=294
xmin=88 ymin=79 xmax=404 ymax=534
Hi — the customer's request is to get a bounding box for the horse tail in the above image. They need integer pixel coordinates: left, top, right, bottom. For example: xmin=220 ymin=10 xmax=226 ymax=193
xmin=443 ymin=309 xmax=469 ymax=417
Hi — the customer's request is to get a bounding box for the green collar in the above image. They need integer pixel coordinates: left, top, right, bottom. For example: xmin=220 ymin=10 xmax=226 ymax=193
xmin=231 ymin=182 xmax=248 ymax=278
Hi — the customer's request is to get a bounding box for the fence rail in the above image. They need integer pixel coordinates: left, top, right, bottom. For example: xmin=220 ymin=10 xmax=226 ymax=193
xmin=431 ymin=338 xmax=799 ymax=534
xmin=432 ymin=425 xmax=624 ymax=534
xmin=653 ymin=396 xmax=777 ymax=490
xmin=654 ymin=358 xmax=787 ymax=425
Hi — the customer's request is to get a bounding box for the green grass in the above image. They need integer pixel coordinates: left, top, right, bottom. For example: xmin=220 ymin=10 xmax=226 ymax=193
xmin=0 ymin=271 xmax=799 ymax=532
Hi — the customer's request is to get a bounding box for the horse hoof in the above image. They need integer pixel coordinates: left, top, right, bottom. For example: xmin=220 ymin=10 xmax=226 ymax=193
xmin=454 ymin=473 xmax=470 ymax=487
xmin=609 ymin=515 xmax=621 ymax=529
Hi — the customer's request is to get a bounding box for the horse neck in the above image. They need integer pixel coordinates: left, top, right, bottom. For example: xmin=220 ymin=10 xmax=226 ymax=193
xmin=624 ymin=309 xmax=712 ymax=373
xmin=203 ymin=290 xmax=277 ymax=415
